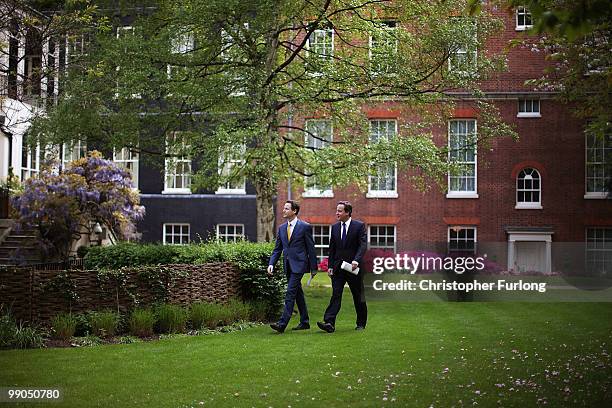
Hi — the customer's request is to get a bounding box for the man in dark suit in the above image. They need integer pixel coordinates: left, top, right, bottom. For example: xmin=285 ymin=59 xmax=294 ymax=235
xmin=318 ymin=201 xmax=368 ymax=332
xmin=268 ymin=200 xmax=318 ymax=333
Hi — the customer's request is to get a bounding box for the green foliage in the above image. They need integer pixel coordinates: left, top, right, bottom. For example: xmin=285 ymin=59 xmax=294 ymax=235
xmin=87 ymin=311 xmax=121 ymax=337
xmin=73 ymin=313 xmax=92 ymax=337
xmin=189 ymin=299 xmax=264 ymax=330
xmin=41 ymin=270 xmax=80 ymax=305
xmin=31 ymin=0 xmax=516 ymax=241
xmin=225 ymin=299 xmax=252 ymax=323
xmin=12 ymin=323 xmax=45 ymax=349
xmin=155 ymin=304 xmax=187 ymax=334
xmin=128 ymin=308 xmax=156 ymax=337
xmin=0 ymin=307 xmax=17 ymax=347
xmin=71 ymin=334 xmax=103 ymax=347
xmin=118 ymin=335 xmax=142 ymax=344
xmin=189 ymin=302 xmax=222 ymax=330
xmin=51 ymin=313 xmax=78 ymax=340
xmin=248 ymin=300 xmax=275 ymax=322
xmin=76 ymin=245 xmax=90 ymax=259
xmin=85 ymin=242 xmax=180 ymax=269
xmin=85 ymin=242 xmax=284 ymax=309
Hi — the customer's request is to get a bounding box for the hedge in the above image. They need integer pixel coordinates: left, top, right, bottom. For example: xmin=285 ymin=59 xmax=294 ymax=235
xmin=85 ymin=241 xmax=285 ymax=310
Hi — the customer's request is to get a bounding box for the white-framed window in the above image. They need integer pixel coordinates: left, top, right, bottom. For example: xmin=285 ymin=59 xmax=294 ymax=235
xmin=62 ymin=141 xmax=87 ymax=168
xmin=516 ymin=167 xmax=542 ymax=209
xmin=113 ymin=147 xmax=139 ymax=189
xmin=303 ymin=119 xmax=333 ymax=197
xmin=368 ymin=225 xmax=396 ymax=251
xmin=448 ymin=20 xmax=477 ymax=74
xmin=367 ymin=119 xmax=398 ymax=198
xmin=312 ymin=224 xmax=331 ymax=264
xmin=517 ymin=98 xmax=541 ymax=117
xmin=586 ymin=228 xmax=612 ymax=277
xmin=516 ymin=6 xmax=533 ymax=31
xmin=67 ymin=31 xmax=91 ymax=62
xmin=21 ymin=143 xmax=41 ymax=180
xmin=115 ymin=26 xmax=141 ymax=99
xmin=585 ymin=130 xmax=611 ymax=198
xmin=306 ymin=26 xmax=334 ymax=75
xmin=23 ymin=55 xmax=42 ymax=97
xmin=216 ymin=224 xmax=245 ymax=243
xmin=163 ymin=132 xmax=191 ymax=194
xmin=307 ymin=27 xmax=334 ymax=60
xmin=369 ymin=20 xmax=397 ymax=74
xmin=447 ymin=119 xmax=478 ymax=198
xmin=167 ymin=30 xmax=194 ymax=79
xmin=220 ymin=24 xmax=249 ymax=96
xmin=216 ymin=145 xmax=246 ymax=194
xmin=448 ymin=226 xmax=477 ymax=253
xmin=163 ymin=223 xmax=190 ymax=245
xmin=171 ymin=31 xmax=194 ymax=54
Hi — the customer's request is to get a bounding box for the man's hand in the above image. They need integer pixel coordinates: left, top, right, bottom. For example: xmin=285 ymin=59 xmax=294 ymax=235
xmin=351 ymin=261 xmax=358 ymax=271
xmin=267 ymin=265 xmax=274 ymax=276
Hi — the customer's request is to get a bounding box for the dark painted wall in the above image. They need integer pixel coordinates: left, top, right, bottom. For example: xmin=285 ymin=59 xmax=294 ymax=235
xmin=138 ymin=195 xmax=257 ymax=243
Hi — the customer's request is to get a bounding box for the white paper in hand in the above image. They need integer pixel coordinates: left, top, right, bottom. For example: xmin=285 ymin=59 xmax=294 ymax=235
xmin=341 ymin=261 xmax=359 ymax=275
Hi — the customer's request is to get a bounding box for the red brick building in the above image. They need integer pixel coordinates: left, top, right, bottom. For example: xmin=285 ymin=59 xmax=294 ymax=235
xmin=276 ymin=7 xmax=611 ymax=274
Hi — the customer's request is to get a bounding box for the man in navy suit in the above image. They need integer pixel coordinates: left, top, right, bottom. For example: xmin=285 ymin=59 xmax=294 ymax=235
xmin=318 ymin=201 xmax=368 ymax=332
xmin=268 ymin=200 xmax=318 ymax=333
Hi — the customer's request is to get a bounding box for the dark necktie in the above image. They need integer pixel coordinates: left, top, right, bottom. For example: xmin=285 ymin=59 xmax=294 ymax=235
xmin=341 ymin=222 xmax=347 ymax=243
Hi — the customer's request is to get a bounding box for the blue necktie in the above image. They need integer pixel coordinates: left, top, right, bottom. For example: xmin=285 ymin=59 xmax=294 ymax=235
xmin=341 ymin=222 xmax=346 ymax=243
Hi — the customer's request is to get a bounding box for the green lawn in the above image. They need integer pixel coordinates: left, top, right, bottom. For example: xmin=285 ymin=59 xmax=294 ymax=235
xmin=1 ymin=284 xmax=612 ymax=407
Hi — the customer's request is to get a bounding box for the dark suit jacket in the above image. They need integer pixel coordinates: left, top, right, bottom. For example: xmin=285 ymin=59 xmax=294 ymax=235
xmin=269 ymin=219 xmax=318 ymax=274
xmin=328 ymin=219 xmax=367 ymax=273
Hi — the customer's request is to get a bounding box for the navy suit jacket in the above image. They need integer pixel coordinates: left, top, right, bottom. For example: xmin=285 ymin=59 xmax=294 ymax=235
xmin=328 ymin=220 xmax=367 ymax=273
xmin=269 ymin=219 xmax=318 ymax=274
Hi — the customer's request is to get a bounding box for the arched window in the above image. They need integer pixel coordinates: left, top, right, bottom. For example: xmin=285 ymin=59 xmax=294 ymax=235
xmin=516 ymin=168 xmax=542 ymax=209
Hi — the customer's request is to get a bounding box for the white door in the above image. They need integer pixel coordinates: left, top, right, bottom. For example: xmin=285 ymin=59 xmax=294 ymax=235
xmin=515 ymin=241 xmax=546 ymax=273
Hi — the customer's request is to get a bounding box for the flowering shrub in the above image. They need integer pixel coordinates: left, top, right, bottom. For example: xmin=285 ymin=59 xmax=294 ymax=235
xmin=317 ymin=257 xmax=329 ymax=272
xmin=11 ymin=151 xmax=145 ymax=260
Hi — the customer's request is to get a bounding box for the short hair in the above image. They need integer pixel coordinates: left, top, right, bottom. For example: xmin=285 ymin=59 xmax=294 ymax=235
xmin=286 ymin=200 xmax=300 ymax=215
xmin=337 ymin=201 xmax=352 ymax=216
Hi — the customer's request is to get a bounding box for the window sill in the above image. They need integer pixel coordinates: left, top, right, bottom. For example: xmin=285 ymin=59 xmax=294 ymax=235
xmin=517 ymin=113 xmax=541 ymax=118
xmin=584 ymin=192 xmax=609 ymax=199
xmin=515 ymin=203 xmax=543 ymax=209
xmin=515 ymin=26 xmax=533 ymax=31
xmin=216 ymin=189 xmax=246 ymax=195
xmin=162 ymin=189 xmax=191 ymax=195
xmin=366 ymin=191 xmax=398 ymax=199
xmin=303 ymin=190 xmax=334 ymax=198
xmin=446 ymin=192 xmax=479 ymax=199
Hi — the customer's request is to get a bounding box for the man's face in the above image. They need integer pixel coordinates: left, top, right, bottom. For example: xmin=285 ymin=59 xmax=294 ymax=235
xmin=282 ymin=203 xmax=297 ymax=220
xmin=336 ymin=204 xmax=350 ymax=222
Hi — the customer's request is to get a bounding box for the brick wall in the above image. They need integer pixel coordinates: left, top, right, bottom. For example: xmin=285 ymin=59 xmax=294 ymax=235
xmin=273 ymin=8 xmax=612 ymax=249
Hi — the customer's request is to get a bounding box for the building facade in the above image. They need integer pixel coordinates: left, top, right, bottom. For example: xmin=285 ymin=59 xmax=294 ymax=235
xmin=276 ymin=7 xmax=611 ymax=275
xmin=0 ymin=8 xmax=258 ymax=246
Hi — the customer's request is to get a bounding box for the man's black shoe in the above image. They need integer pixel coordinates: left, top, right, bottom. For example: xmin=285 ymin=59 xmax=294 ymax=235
xmin=355 ymin=326 xmax=365 ymax=331
xmin=317 ymin=321 xmax=335 ymax=333
xmin=270 ymin=323 xmax=285 ymax=333
xmin=291 ymin=323 xmax=310 ymax=331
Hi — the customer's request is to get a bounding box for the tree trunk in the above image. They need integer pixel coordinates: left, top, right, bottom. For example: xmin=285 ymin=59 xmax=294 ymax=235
xmin=255 ymin=180 xmax=275 ymax=242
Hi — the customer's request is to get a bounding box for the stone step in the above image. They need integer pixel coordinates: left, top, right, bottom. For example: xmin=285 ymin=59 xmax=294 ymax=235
xmin=5 ymin=234 xmax=37 ymax=239
xmin=1 ymin=239 xmax=37 ymax=246
xmin=0 ymin=250 xmax=40 ymax=257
